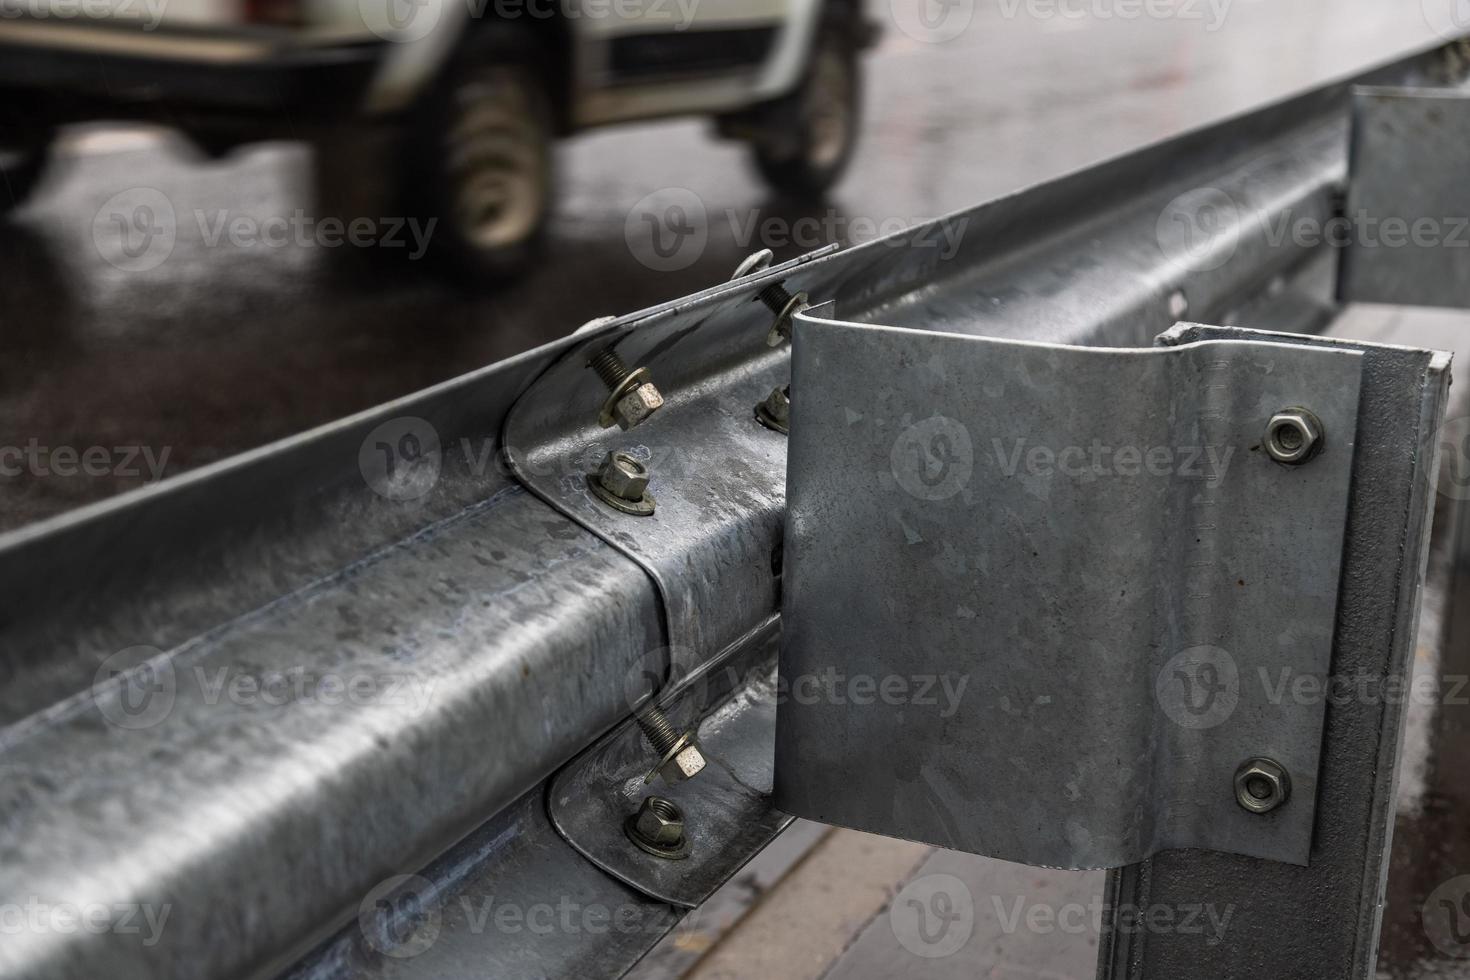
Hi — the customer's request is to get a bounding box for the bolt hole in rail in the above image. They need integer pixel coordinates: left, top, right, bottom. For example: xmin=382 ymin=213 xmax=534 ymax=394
xmin=5 ymin=33 xmax=1470 ymax=980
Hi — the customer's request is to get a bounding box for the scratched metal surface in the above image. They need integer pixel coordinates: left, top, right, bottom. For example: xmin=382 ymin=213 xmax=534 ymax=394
xmin=777 ymin=313 xmax=1363 ymax=869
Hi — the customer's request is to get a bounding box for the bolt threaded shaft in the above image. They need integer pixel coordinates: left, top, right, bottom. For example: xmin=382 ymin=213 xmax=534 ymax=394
xmin=636 ymin=707 xmax=682 ymax=755
xmin=589 ymin=348 xmax=631 ymax=390
xmin=758 ymin=283 xmax=791 ymax=314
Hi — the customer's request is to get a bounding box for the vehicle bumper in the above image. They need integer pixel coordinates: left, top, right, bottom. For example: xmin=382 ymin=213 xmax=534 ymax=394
xmin=0 ymin=20 xmax=381 ymax=121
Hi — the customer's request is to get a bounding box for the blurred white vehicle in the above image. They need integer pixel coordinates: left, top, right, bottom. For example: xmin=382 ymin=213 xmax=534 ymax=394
xmin=0 ymin=0 xmax=877 ymax=278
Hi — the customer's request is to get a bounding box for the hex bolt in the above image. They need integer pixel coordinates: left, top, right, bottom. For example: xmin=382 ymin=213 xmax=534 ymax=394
xmin=1234 ymin=758 xmax=1291 ymax=814
xmin=1264 ymin=408 xmax=1324 ymax=465
xmin=757 ymin=284 xmax=811 ymax=348
xmin=730 ymin=249 xmax=809 ymax=347
xmin=587 ymin=347 xmax=664 ymax=431
xmin=587 ymin=451 xmax=655 ymax=517
xmin=624 ymin=796 xmax=690 ymax=860
xmin=755 ymin=385 xmax=791 ymax=435
xmin=635 ymin=705 xmax=707 ymax=785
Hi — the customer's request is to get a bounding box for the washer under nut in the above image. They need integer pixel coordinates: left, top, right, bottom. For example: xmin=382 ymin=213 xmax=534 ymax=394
xmin=1235 ymin=757 xmax=1291 ymax=814
xmin=625 ymin=796 xmax=691 ymax=859
xmin=588 ymin=451 xmax=656 ymax=516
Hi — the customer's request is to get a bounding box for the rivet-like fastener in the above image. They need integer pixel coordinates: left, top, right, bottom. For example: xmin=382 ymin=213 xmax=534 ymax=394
xmin=587 ymin=451 xmax=656 ymax=516
xmin=1264 ymin=408 xmax=1324 ymax=465
xmin=588 ymin=347 xmax=664 ymax=431
xmin=1235 ymin=758 xmax=1291 ymax=814
xmin=624 ymin=796 xmax=690 ymax=860
xmin=755 ymin=385 xmax=790 ymax=435
xmin=731 ymin=249 xmax=774 ymax=280
xmin=635 ymin=706 xmax=706 ymax=785
xmin=731 ymin=249 xmax=809 ymax=347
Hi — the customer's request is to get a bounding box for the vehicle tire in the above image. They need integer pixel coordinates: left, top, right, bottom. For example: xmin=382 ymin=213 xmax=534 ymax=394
xmin=405 ymin=25 xmax=556 ymax=282
xmin=0 ymin=136 xmax=51 ymax=214
xmin=751 ymin=15 xmax=862 ymax=198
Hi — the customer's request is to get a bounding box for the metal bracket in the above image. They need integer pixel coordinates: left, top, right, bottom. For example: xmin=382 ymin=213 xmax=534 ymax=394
xmin=775 ymin=309 xmax=1364 ymax=870
xmin=547 ymin=622 xmax=791 ymax=908
xmin=502 ymin=253 xmax=834 ymax=675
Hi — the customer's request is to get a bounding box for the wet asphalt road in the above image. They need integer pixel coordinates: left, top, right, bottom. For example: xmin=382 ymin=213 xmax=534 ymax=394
xmin=4 ymin=1 xmax=1470 ymax=977
xmin=0 ymin=0 xmax=1453 ymax=531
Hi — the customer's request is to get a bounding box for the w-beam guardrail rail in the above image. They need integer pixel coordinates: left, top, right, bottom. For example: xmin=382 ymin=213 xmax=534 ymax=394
xmin=3 ymin=35 xmax=1470 ymax=980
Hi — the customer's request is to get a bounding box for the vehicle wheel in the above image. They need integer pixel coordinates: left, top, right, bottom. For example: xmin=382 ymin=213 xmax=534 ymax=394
xmin=0 ymin=137 xmax=51 ymax=214
xmin=406 ymin=26 xmax=555 ymax=282
xmin=751 ymin=16 xmax=861 ymax=198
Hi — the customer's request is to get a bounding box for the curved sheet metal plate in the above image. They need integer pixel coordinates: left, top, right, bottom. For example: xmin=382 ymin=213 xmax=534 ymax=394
xmin=548 ymin=624 xmax=792 ymax=909
xmin=775 ymin=312 xmax=1363 ymax=870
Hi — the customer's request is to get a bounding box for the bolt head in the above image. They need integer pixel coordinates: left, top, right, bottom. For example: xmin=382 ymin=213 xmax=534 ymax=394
xmin=633 ymin=797 xmax=686 ymax=846
xmin=655 ymin=743 xmax=707 ymax=785
xmin=1265 ymin=409 xmax=1324 ymax=464
xmin=610 ymin=382 xmax=664 ymax=431
xmin=732 ymin=249 xmax=774 ymax=280
xmin=1235 ymin=758 xmax=1291 ymax=814
xmin=597 ymin=453 xmax=649 ymax=502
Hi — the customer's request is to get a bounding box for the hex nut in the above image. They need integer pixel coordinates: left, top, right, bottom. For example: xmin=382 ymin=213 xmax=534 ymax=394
xmin=655 ymin=742 xmax=707 ymax=785
xmin=1235 ymin=758 xmax=1291 ymax=814
xmin=625 ymin=797 xmax=690 ymax=859
xmin=1264 ymin=409 xmax=1324 ymax=465
xmin=597 ymin=452 xmax=649 ymax=502
xmin=611 ymin=382 xmax=664 ymax=431
xmin=756 ymin=385 xmax=791 ymax=435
